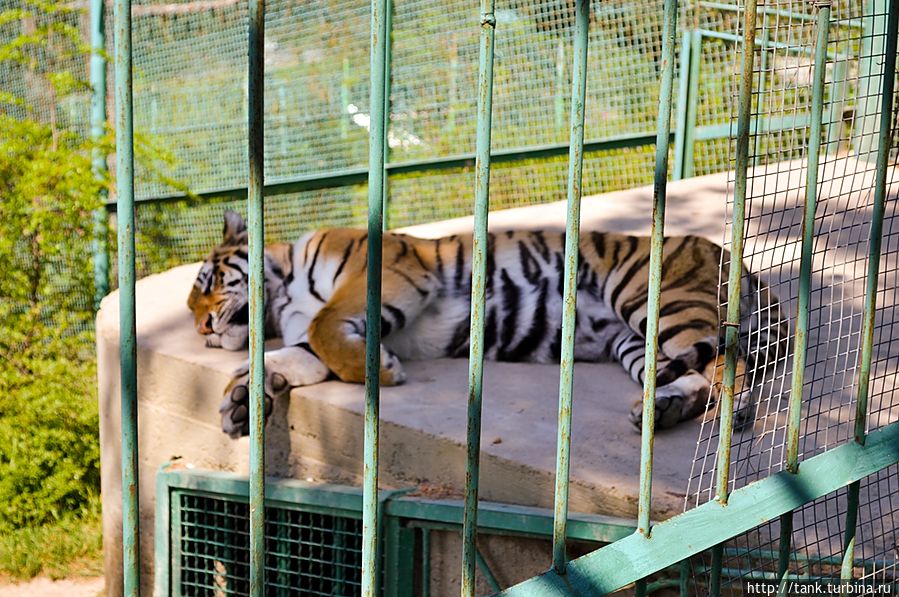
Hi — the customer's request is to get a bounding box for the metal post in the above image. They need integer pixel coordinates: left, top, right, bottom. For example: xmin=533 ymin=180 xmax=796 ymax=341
xmin=381 ymin=0 xmax=393 ymax=231
xmin=632 ymin=1 xmax=678 ymax=590
xmin=247 ymin=0 xmax=266 ymax=593
xmin=551 ymin=0 xmax=590 ymax=575
xmin=637 ymin=0 xmax=678 ymax=540
xmin=362 ymin=0 xmax=389 ymax=593
xmin=90 ymin=0 xmax=108 ymax=310
xmin=673 ymin=30 xmax=692 ymax=181
xmin=461 ymin=1 xmax=496 ymax=594
xmin=778 ymin=4 xmax=831 ymax=584
xmin=682 ymin=30 xmax=702 ymax=178
xmin=841 ymin=0 xmax=899 ymax=581
xmin=710 ymin=2 xmax=757 ymax=594
xmin=715 ymin=0 xmax=758 ymax=506
xmin=113 ymin=0 xmax=139 ymax=591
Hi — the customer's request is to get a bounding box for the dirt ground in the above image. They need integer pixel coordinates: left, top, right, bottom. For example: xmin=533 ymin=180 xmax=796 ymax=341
xmin=0 ymin=576 xmax=104 ymax=597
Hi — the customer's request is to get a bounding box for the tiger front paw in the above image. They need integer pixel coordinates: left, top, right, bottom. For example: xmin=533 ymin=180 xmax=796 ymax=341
xmin=628 ymin=385 xmax=687 ymax=432
xmin=219 ymin=364 xmax=288 ymax=439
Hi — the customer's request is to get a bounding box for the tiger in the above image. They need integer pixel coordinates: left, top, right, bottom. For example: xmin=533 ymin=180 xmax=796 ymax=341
xmin=188 ymin=210 xmax=789 ymax=439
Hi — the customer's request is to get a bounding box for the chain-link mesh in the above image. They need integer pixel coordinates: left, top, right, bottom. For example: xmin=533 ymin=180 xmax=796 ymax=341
xmin=686 ymin=0 xmax=899 ymax=591
xmin=178 ymin=492 xmax=364 ymax=596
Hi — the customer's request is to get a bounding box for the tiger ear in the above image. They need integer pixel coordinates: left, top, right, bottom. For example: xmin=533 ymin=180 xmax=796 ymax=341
xmin=222 ymin=210 xmax=247 ymax=245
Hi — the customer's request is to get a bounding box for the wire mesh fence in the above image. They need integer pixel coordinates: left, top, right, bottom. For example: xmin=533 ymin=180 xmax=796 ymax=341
xmin=686 ymin=0 xmax=899 ymax=591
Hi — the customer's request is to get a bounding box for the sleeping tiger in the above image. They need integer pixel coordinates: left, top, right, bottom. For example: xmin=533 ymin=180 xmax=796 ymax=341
xmin=188 ymin=211 xmax=788 ymax=438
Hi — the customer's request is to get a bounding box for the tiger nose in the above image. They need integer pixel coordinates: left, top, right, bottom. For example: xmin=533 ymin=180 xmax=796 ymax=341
xmin=198 ymin=314 xmax=214 ymax=334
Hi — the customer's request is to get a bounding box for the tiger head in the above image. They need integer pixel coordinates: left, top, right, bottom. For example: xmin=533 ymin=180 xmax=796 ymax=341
xmin=188 ymin=211 xmax=252 ymax=350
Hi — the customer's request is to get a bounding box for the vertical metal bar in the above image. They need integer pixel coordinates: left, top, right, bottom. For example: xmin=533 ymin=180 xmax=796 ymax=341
xmin=673 ymin=30 xmax=692 ymax=181
xmin=753 ymin=25 xmax=768 ymax=167
xmin=714 ymin=0 xmax=758 ymax=505
xmin=785 ymin=0 xmax=830 ymax=475
xmin=247 ymin=0 xmax=266 ymax=593
xmin=842 ymin=0 xmax=899 ymax=581
xmin=381 ymin=0 xmax=393 ymax=231
xmin=362 ymin=0 xmax=389 ymax=592
xmin=461 ymin=1 xmax=496 ymax=595
xmin=774 ymin=9 xmax=832 ymax=582
xmin=113 ymin=0 xmax=139 ymax=591
xmin=475 ymin=547 xmax=502 ymax=593
xmin=341 ymin=57 xmax=350 ymax=140
xmin=555 ymin=39 xmax=566 ymax=132
xmin=637 ymin=0 xmax=678 ymax=538
xmin=421 ymin=527 xmax=431 ymax=597
xmin=551 ymin=0 xmax=590 ymax=575
xmin=710 ymin=4 xmax=758 ymax=594
xmin=682 ymin=30 xmax=702 ymax=179
xmin=90 ymin=0 xmax=108 ymax=310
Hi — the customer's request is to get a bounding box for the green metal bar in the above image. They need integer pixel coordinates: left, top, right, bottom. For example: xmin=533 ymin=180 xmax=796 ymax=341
xmin=681 ymin=30 xmax=701 ymax=178
xmin=362 ymin=0 xmax=389 ymax=592
xmin=679 ymin=559 xmax=690 ymax=597
xmin=247 ymin=0 xmax=266 ymax=593
xmin=105 ymin=132 xmax=664 ymax=206
xmin=715 ymin=0 xmax=758 ymax=505
xmin=673 ymin=30 xmax=692 ymax=181
xmin=776 ymin=512 xmax=793 ymax=584
xmin=776 ymin=6 xmax=832 ymax=585
xmin=341 ymin=57 xmax=350 ymax=140
xmin=637 ymin=0 xmax=678 ymax=542
xmin=476 ymin=546 xmax=502 ymax=593
xmin=826 ymin=59 xmax=849 ymax=151
xmin=90 ymin=0 xmax=108 ymax=310
xmin=388 ymin=497 xmax=635 ymax=544
xmin=496 ymin=420 xmax=899 ymax=596
xmin=785 ymin=0 xmax=830 ymax=475
xmin=555 ymin=39 xmax=565 ymax=132
xmin=422 ymin=527 xmax=431 ymax=597
xmin=461 ymin=1 xmax=496 ymax=594
xmin=709 ymin=545 xmax=724 ymax=597
xmin=753 ymin=25 xmax=769 ymax=167
xmin=855 ymin=1 xmax=889 ymax=157
xmin=551 ymin=0 xmax=590 ymax=574
xmin=841 ymin=0 xmax=899 ymax=581
xmin=709 ymin=4 xmax=758 ymax=593
xmin=381 ymin=0 xmax=393 ymax=231
xmin=113 ymin=0 xmax=139 ymax=590
xmin=697 ymin=0 xmax=863 ymax=27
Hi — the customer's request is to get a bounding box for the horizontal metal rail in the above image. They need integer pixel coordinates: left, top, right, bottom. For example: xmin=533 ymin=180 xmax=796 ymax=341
xmin=496 ymin=420 xmax=899 ymax=596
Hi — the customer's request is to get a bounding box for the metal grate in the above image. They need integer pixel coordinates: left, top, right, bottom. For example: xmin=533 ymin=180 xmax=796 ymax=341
xmin=176 ymin=492 xmax=363 ymax=596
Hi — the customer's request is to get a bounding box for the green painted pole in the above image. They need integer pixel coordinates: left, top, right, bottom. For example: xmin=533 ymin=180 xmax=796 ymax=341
xmin=841 ymin=0 xmax=899 ymax=582
xmin=715 ymin=0 xmax=757 ymax=506
xmin=90 ymin=0 xmax=108 ymax=310
xmin=637 ymin=0 xmax=678 ymax=540
xmin=247 ymin=0 xmax=266 ymax=593
xmin=362 ymin=0 xmax=389 ymax=593
xmin=673 ymin=30 xmax=692 ymax=181
xmin=777 ymin=4 xmax=831 ymax=583
xmin=461 ymin=1 xmax=496 ymax=595
xmin=682 ymin=30 xmax=701 ymax=178
xmin=785 ymin=0 xmax=831 ymax=476
xmin=113 ymin=0 xmax=139 ymax=591
xmin=551 ymin=0 xmax=590 ymax=575
xmin=710 ymin=3 xmax=757 ymax=594
xmin=381 ymin=0 xmax=393 ymax=231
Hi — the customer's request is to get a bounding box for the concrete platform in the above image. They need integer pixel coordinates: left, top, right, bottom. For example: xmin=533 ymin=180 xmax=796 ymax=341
xmin=98 ymin=157 xmax=899 ymax=595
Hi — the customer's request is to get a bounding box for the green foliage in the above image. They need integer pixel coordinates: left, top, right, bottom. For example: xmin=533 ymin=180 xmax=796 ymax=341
xmin=0 ymin=498 xmax=103 ymax=581
xmin=0 ymin=114 xmax=105 ymax=534
xmin=0 ymin=0 xmax=105 ymax=541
